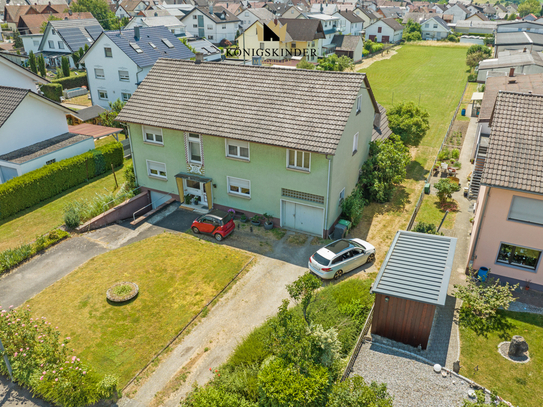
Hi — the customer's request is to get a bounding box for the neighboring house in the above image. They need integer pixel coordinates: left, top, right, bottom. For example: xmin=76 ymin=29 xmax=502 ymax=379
xmin=281 ymin=5 xmax=305 ymax=19
xmin=66 ymin=105 xmax=106 ymax=125
xmin=310 ymin=3 xmax=338 ymax=15
xmin=523 ymin=14 xmax=538 ymax=22
xmin=496 ymin=20 xmax=543 ymax=34
xmin=376 ymin=6 xmax=406 ymax=19
xmin=38 ymin=18 xmax=103 ymax=68
xmin=187 ymin=37 xmax=221 ymax=61
xmin=494 ymin=31 xmax=543 ymax=56
xmin=125 ymin=15 xmax=189 ymax=37
xmin=455 ymin=20 xmax=497 ymax=35
xmin=466 ymin=3 xmax=484 ymax=16
xmin=216 ymin=3 xmax=242 ymax=15
xmin=331 ymin=34 xmax=363 ymax=62
xmin=468 ymin=91 xmax=543 ymax=290
xmin=332 ymin=10 xmax=364 ymax=35
xmin=403 ymin=12 xmax=433 ymax=24
xmin=3 ymin=3 xmax=68 ymax=30
xmin=180 ymin=5 xmax=240 ymax=43
xmin=465 ymin=12 xmax=489 ymax=22
xmin=0 ymin=52 xmax=48 ymax=91
xmin=17 ymin=12 xmax=94 ymax=35
xmin=117 ymin=0 xmax=148 ymax=17
xmin=495 ymin=4 xmax=508 ymax=19
xmin=432 ymin=4 xmax=448 ymax=14
xmin=79 ymin=26 xmax=194 ymax=109
xmin=365 ymin=18 xmax=403 ymax=43
xmin=476 ymin=50 xmax=543 ymax=82
xmin=482 ymin=5 xmax=497 ymax=20
xmin=421 ymin=16 xmax=451 ymax=40
xmin=446 ymin=3 xmax=468 ymax=23
xmin=0 ymin=86 xmax=94 ymax=184
xmin=20 ymin=33 xmax=43 ymax=55
xmin=307 ymin=13 xmax=340 ymax=52
xmin=353 ymin=7 xmax=379 ymax=27
xmin=115 ymin=4 xmax=131 ymax=19
xmin=506 ymin=4 xmax=517 ymax=15
xmin=237 ymin=7 xmax=274 ymax=30
xmin=116 ymin=58 xmax=382 ymax=237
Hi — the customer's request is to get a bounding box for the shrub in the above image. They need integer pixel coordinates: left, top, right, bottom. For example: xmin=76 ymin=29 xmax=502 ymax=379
xmin=296 ymin=60 xmax=315 ymax=70
xmin=362 ymin=48 xmax=369 ymax=56
xmin=413 ymin=222 xmax=438 ymax=235
xmin=387 ymin=102 xmax=430 ymax=146
xmin=446 ymin=34 xmax=459 ymax=42
xmin=0 ymin=143 xmax=123 ymax=220
xmin=468 ymin=73 xmax=477 ymax=82
xmin=64 ymin=206 xmax=81 ymax=229
xmin=124 ymin=162 xmax=137 ymax=190
xmin=434 ymin=178 xmax=461 ymax=205
xmin=40 ymin=83 xmax=63 ymax=101
xmin=52 ymin=72 xmax=88 ymax=90
xmin=466 ymin=44 xmax=492 ymax=58
xmin=327 ymin=376 xmax=393 ymax=407
xmin=437 ymin=147 xmax=450 ymax=161
xmin=403 ymin=32 xmax=421 ymax=42
xmin=61 ymin=56 xmax=70 ymax=78
xmin=182 ymin=383 xmax=257 ymax=407
xmin=0 ymin=306 xmax=117 ymax=406
xmin=340 ymin=191 xmax=366 ymax=227
xmin=451 ymin=149 xmax=460 ymax=159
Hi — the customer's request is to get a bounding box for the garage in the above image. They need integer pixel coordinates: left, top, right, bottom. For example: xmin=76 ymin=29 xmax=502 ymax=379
xmin=281 ymin=200 xmax=324 ymax=237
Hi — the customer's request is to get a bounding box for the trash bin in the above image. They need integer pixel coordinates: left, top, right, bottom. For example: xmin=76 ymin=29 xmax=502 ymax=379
xmin=424 ymin=183 xmax=431 ymax=194
xmin=332 ymin=224 xmax=348 ymax=240
xmin=338 ymin=219 xmax=352 ymax=231
xmin=461 ymin=108 xmax=466 ymax=116
xmin=478 ymin=267 xmax=489 ymax=282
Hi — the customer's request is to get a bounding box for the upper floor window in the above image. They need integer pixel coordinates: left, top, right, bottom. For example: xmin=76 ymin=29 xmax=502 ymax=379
xmin=425 ymin=23 xmax=429 ymax=27
xmin=287 ymin=149 xmax=310 ymax=172
xmin=193 ymin=15 xmax=197 ymax=19
xmin=508 ymin=196 xmax=543 ymax=226
xmin=122 ymin=92 xmax=131 ymax=102
xmin=52 ymin=29 xmax=56 ymax=35
xmin=58 ymin=41 xmax=64 ymax=49
xmin=226 ymin=139 xmax=249 ymax=160
xmin=98 ymin=90 xmax=108 ymax=100
xmin=95 ymin=68 xmax=105 ymax=79
xmin=352 ymin=132 xmax=359 ymax=155
xmin=188 ymin=133 xmax=202 ymax=163
xmin=497 ymin=243 xmax=541 ymax=271
xmin=143 ymin=126 xmax=163 ymax=144
xmin=356 ymin=95 xmax=362 ymax=113
xmin=207 ymin=24 xmax=213 ymax=30
xmin=33 ymin=40 xmax=39 ymax=46
xmin=48 ymin=40 xmax=54 ymax=49
xmin=222 ymin=24 xmax=226 ymax=29
xmin=433 ymin=24 xmax=438 ymax=28
xmin=104 ymin=47 xmax=113 ymax=57
xmin=119 ymin=70 xmax=130 ymax=81
xmin=377 ymin=26 xmax=382 ymax=33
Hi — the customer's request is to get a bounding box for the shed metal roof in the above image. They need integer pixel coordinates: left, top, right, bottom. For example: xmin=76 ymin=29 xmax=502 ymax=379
xmin=371 ymin=231 xmax=457 ymax=306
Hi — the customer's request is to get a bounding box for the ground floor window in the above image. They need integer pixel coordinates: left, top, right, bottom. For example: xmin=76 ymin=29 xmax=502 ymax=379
xmin=227 ymin=176 xmax=250 ymax=198
xmin=497 ymin=243 xmax=541 ymax=271
xmin=98 ymin=90 xmax=108 ymax=100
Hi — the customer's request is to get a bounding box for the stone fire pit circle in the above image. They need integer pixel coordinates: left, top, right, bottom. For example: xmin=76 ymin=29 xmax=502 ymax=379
xmin=106 ymin=282 xmax=139 ymax=303
xmin=498 ymin=341 xmax=530 ymax=363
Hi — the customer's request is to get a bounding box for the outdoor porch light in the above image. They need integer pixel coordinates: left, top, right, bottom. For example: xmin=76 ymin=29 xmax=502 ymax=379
xmin=385 ymin=296 xmax=389 ymax=302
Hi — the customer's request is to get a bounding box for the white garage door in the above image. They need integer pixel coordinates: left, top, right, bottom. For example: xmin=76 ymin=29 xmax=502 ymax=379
xmin=281 ymin=200 xmax=324 ymax=237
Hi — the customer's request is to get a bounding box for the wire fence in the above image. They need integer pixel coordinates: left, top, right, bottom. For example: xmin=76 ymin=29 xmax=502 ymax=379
xmin=341 ymin=303 xmax=374 ymax=382
xmin=406 ymin=81 xmax=469 ymax=231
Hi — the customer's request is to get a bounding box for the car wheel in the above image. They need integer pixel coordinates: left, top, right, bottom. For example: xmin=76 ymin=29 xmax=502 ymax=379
xmin=366 ymin=253 xmax=375 ymax=264
xmin=192 ymin=226 xmax=200 ymax=234
xmin=333 ymin=270 xmax=344 ymax=280
xmin=214 ymin=233 xmax=223 ymax=241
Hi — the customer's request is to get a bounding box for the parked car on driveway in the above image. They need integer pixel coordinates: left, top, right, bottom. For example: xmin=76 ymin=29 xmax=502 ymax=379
xmin=308 ymin=238 xmax=375 ymax=280
xmin=191 ymin=209 xmax=235 ymax=241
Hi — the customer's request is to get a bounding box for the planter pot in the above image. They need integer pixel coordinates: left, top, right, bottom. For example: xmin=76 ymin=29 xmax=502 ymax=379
xmin=240 ymin=217 xmax=248 ymax=223
xmin=251 ymin=220 xmax=261 ymax=226
xmin=264 ymin=222 xmax=274 ymax=230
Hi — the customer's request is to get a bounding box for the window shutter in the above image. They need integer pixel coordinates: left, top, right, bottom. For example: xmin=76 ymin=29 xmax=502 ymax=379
xmin=509 ymin=196 xmax=543 ymax=226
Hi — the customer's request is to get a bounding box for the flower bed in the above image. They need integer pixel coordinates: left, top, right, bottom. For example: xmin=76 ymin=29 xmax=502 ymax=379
xmin=106 ymin=282 xmax=139 ymax=303
xmin=0 ymin=305 xmax=117 ymax=407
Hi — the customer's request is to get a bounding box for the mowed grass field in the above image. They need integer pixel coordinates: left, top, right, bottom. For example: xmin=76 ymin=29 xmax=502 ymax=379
xmin=0 ymin=159 xmax=130 ymax=252
xmin=350 ymin=45 xmax=468 ymax=260
xmin=25 ymin=233 xmax=252 ymax=386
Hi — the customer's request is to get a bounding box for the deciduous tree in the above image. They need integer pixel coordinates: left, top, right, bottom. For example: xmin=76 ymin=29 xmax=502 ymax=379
xmin=387 ymin=102 xmax=430 ymax=146
xmin=434 ymin=178 xmax=460 ymax=205
xmin=517 ymin=0 xmax=541 ymax=17
xmin=70 ymin=0 xmax=117 ymax=30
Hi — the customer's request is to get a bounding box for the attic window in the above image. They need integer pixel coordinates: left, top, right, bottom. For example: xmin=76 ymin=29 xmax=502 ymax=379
xmin=149 ymin=42 xmax=157 ymax=49
xmin=161 ymin=38 xmax=174 ymax=48
xmin=130 ymin=42 xmax=143 ymax=53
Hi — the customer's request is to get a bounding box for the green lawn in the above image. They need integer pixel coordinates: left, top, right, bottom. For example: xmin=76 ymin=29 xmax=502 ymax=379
xmin=95 ymin=134 xmax=127 ymax=149
xmin=460 ymin=311 xmax=543 ymax=407
xmin=415 ymin=194 xmax=457 ymax=230
xmin=351 ymin=45 xmax=468 ymax=261
xmin=0 ymin=159 xmax=130 ymax=252
xmin=25 ymin=233 xmax=251 ymax=386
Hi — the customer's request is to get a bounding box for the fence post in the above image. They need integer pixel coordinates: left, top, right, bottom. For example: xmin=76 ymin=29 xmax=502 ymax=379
xmin=111 ymin=163 xmax=118 ymax=190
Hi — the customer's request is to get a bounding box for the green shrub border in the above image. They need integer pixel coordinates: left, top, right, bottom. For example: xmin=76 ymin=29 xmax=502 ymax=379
xmin=0 ymin=229 xmax=70 ymax=275
xmin=40 ymin=82 xmax=63 ymax=102
xmin=52 ymin=72 xmax=88 ymax=90
xmin=0 ymin=143 xmax=123 ymax=220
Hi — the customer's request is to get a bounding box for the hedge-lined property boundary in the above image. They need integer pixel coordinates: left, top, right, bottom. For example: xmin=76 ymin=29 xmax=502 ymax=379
xmin=40 ymin=82 xmax=63 ymax=101
xmin=0 ymin=143 xmax=123 ymax=220
xmin=52 ymin=72 xmax=88 ymax=90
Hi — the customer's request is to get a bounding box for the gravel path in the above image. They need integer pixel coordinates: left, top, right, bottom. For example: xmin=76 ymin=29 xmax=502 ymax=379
xmin=351 ymin=342 xmax=474 ymax=407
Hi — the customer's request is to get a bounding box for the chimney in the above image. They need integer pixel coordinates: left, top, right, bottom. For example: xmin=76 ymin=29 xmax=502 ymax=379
xmin=209 ymin=1 xmax=213 ymax=14
xmin=509 ymin=67 xmax=515 ymax=77
xmin=134 ymin=26 xmax=140 ymax=40
xmin=523 ymin=47 xmax=527 ymax=52
xmin=195 ymin=52 xmax=204 ymax=64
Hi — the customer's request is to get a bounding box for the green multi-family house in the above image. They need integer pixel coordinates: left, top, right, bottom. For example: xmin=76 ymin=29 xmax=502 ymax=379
xmin=117 ymin=57 xmax=382 ymax=237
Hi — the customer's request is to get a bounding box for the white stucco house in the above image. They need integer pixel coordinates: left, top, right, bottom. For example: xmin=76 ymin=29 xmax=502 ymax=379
xmin=80 ymin=26 xmax=194 ymax=109
xmin=125 ymin=15 xmax=189 ymax=37
xmin=237 ymin=7 xmax=274 ymax=31
xmin=0 ymin=86 xmax=94 ymax=184
xmin=0 ymin=53 xmax=48 ymax=92
xmin=21 ymin=33 xmax=44 ymax=55
xmin=365 ymin=18 xmax=403 ymax=43
xmin=180 ymin=5 xmax=240 ymax=44
xmin=446 ymin=3 xmax=469 ymax=24
xmin=353 ymin=7 xmax=379 ymax=27
xmin=332 ymin=10 xmax=364 ymax=35
xmin=421 ymin=16 xmax=451 ymax=40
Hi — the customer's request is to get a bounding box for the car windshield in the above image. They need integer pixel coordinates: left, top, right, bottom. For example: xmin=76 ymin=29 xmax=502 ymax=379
xmin=313 ymin=252 xmax=330 ymax=266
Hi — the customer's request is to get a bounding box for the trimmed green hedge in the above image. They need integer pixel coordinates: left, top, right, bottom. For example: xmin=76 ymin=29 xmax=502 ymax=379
xmin=40 ymin=83 xmax=63 ymax=102
xmin=0 ymin=143 xmax=123 ymax=220
xmin=52 ymin=72 xmax=88 ymax=90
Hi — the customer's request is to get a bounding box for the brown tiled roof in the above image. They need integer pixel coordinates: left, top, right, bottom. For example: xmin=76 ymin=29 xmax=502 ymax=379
xmin=278 ymin=18 xmax=325 ymax=42
xmin=18 ymin=12 xmax=94 ymax=34
xmin=372 ymin=103 xmax=392 ymax=141
xmin=338 ymin=10 xmax=364 ymax=23
xmin=381 ymin=17 xmax=404 ymax=32
xmin=183 ymin=6 xmax=240 ymax=24
xmin=0 ymin=132 xmax=91 ymax=164
xmin=0 ymin=86 xmax=28 ymax=128
xmin=116 ymin=59 xmax=380 ymax=155
xmin=332 ymin=34 xmax=362 ymax=51
xmin=467 ymin=12 xmax=489 ymax=21
xmin=481 ymin=91 xmax=543 ymax=194
xmin=479 ymin=73 xmax=543 ymax=122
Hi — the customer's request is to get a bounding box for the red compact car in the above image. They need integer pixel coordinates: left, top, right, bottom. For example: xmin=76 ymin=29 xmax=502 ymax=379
xmin=191 ymin=209 xmax=235 ymax=241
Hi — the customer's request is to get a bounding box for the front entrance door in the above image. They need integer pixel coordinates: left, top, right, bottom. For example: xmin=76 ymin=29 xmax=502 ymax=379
xmin=184 ymin=179 xmax=207 ymax=204
xmin=382 ymin=35 xmax=390 ymax=43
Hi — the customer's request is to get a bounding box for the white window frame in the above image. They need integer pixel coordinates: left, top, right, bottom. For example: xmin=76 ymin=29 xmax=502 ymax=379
xmin=121 ymin=92 xmax=131 ymax=102
xmin=225 ymin=139 xmax=250 ymax=160
xmin=146 ymin=160 xmax=167 ymax=180
xmin=339 ymin=187 xmax=345 ymax=205
xmin=143 ymin=125 xmax=163 ymax=145
xmin=193 ymin=14 xmax=197 ymax=19
xmin=118 ymin=70 xmax=130 ymax=81
xmin=95 ymin=68 xmax=105 ymax=79
xmin=104 ymin=47 xmax=112 ymax=57
xmin=222 ymin=24 xmax=226 ymax=29
xmin=48 ymin=40 xmax=54 ymax=49
xmin=286 ymin=149 xmax=311 ymax=172
xmin=352 ymin=132 xmax=359 ymax=155
xmin=356 ymin=95 xmax=362 ymax=113
xmin=227 ymin=176 xmax=251 ymax=198
xmin=208 ymin=35 xmax=214 ymax=40
xmin=33 ymin=40 xmax=39 ymax=46
xmin=58 ymin=41 xmax=64 ymax=49
xmin=188 ymin=133 xmax=202 ymax=164
xmin=207 ymin=24 xmax=213 ymax=30
xmin=98 ymin=90 xmax=108 ymax=100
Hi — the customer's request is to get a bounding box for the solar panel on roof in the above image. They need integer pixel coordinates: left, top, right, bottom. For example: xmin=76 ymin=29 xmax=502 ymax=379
xmin=161 ymin=38 xmax=174 ymax=48
xmin=57 ymin=27 xmax=93 ymax=51
xmin=85 ymin=25 xmax=103 ymax=41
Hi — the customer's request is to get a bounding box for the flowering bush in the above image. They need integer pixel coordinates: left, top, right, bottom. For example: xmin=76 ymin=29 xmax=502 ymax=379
xmin=0 ymin=305 xmax=117 ymax=406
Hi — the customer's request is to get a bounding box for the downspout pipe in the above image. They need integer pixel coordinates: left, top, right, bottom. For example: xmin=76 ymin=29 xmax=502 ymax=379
xmin=324 ymin=154 xmax=332 ymax=237
xmin=127 ymin=126 xmax=138 ymax=186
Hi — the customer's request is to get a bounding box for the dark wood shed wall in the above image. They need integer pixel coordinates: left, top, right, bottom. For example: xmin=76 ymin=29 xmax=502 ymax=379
xmin=371 ymin=293 xmax=436 ymax=349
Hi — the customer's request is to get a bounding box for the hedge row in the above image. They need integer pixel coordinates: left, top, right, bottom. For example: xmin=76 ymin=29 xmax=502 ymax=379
xmin=0 ymin=142 xmax=123 ymax=220
xmin=52 ymin=71 xmax=88 ymax=90
xmin=40 ymin=82 xmax=63 ymax=102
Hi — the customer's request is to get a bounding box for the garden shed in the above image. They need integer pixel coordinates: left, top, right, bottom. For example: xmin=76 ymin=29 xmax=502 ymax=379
xmin=371 ymin=230 xmax=457 ymax=349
